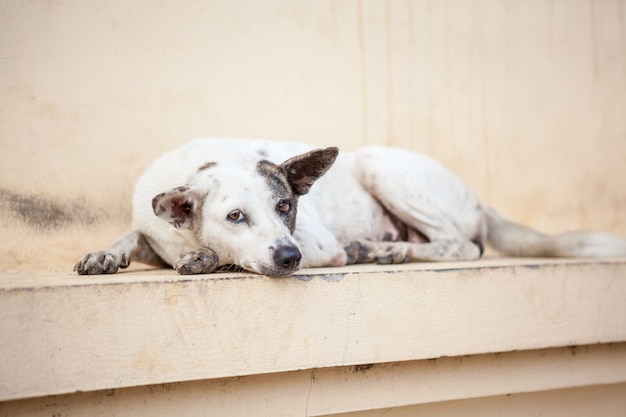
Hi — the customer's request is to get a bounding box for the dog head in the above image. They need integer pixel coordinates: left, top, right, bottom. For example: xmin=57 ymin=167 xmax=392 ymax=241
xmin=151 ymin=147 xmax=338 ymax=276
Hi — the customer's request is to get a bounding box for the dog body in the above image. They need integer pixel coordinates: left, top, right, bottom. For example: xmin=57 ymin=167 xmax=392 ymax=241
xmin=75 ymin=138 xmax=626 ymax=276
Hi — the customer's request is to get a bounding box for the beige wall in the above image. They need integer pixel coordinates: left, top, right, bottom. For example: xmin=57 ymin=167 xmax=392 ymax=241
xmin=1 ymin=0 xmax=626 ymax=271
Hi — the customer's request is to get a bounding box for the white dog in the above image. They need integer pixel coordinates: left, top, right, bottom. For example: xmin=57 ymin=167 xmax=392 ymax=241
xmin=75 ymin=138 xmax=626 ymax=276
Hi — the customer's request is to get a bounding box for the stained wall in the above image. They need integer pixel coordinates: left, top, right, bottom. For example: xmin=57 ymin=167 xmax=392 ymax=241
xmin=1 ymin=0 xmax=625 ymax=271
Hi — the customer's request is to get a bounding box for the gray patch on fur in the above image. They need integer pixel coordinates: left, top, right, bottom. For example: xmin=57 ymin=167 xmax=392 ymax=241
xmin=197 ymin=161 xmax=217 ymax=172
xmin=152 ymin=189 xmax=198 ymax=230
xmin=256 ymin=160 xmax=298 ymax=233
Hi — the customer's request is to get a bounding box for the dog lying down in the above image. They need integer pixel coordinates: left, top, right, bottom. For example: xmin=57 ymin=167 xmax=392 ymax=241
xmin=75 ymin=138 xmax=626 ymax=276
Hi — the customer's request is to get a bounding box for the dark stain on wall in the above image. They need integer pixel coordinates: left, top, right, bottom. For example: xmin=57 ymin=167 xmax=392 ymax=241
xmin=0 ymin=188 xmax=101 ymax=229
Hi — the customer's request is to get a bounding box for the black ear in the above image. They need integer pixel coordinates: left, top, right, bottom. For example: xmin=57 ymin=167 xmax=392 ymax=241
xmin=152 ymin=186 xmax=203 ymax=230
xmin=281 ymin=147 xmax=338 ymax=195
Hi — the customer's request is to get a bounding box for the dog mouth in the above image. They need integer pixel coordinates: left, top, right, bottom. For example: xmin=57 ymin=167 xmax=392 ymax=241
xmin=247 ymin=261 xmax=301 ymax=277
xmin=243 ymin=243 xmax=303 ymax=277
xmin=218 ymin=244 xmax=302 ymax=277
xmin=218 ymin=261 xmax=301 ymax=277
xmin=217 ymin=264 xmax=249 ymax=273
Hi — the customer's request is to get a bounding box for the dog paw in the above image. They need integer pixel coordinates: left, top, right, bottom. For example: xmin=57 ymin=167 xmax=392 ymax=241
xmin=74 ymin=251 xmax=128 ymax=275
xmin=371 ymin=244 xmax=409 ymax=264
xmin=174 ymin=248 xmax=219 ymax=275
xmin=344 ymin=241 xmax=410 ymax=265
xmin=343 ymin=241 xmax=374 ymax=264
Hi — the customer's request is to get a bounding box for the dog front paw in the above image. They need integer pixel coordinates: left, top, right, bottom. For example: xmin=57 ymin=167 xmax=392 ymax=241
xmin=174 ymin=248 xmax=219 ymax=275
xmin=74 ymin=251 xmax=128 ymax=275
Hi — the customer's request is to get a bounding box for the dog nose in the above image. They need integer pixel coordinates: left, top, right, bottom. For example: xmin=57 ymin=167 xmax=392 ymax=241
xmin=273 ymin=245 xmax=302 ymax=270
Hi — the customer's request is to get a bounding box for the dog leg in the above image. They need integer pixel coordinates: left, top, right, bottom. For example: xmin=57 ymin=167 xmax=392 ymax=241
xmin=294 ymin=213 xmax=348 ymax=267
xmin=344 ymin=239 xmax=483 ymax=264
xmin=353 ymin=147 xmax=487 ymax=263
xmin=141 ymin=231 xmax=221 ymax=275
xmin=74 ymin=230 xmax=164 ymax=275
xmin=173 ymin=248 xmax=219 ymax=274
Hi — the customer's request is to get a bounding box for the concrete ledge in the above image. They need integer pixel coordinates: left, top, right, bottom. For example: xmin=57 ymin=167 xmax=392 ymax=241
xmin=1 ymin=258 xmax=626 ymax=401
xmin=2 ymin=344 xmax=626 ymax=417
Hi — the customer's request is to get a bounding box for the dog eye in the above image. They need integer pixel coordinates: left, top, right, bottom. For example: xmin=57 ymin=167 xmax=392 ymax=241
xmin=227 ymin=210 xmax=246 ymax=222
xmin=277 ymin=201 xmax=291 ymax=214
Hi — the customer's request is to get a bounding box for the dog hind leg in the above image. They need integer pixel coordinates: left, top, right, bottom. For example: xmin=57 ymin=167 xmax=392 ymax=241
xmin=344 ymin=239 xmax=482 ymax=264
xmin=352 ymin=147 xmax=486 ymax=263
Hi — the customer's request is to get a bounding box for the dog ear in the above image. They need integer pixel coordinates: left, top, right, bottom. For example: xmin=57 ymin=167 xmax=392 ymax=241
xmin=152 ymin=186 xmax=203 ymax=230
xmin=281 ymin=147 xmax=338 ymax=195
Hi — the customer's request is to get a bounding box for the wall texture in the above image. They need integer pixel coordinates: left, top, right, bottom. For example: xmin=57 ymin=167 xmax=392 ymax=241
xmin=1 ymin=0 xmax=626 ymax=272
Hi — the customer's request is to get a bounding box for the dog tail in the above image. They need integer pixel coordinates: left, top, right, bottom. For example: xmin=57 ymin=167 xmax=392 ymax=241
xmin=484 ymin=207 xmax=626 ymax=257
